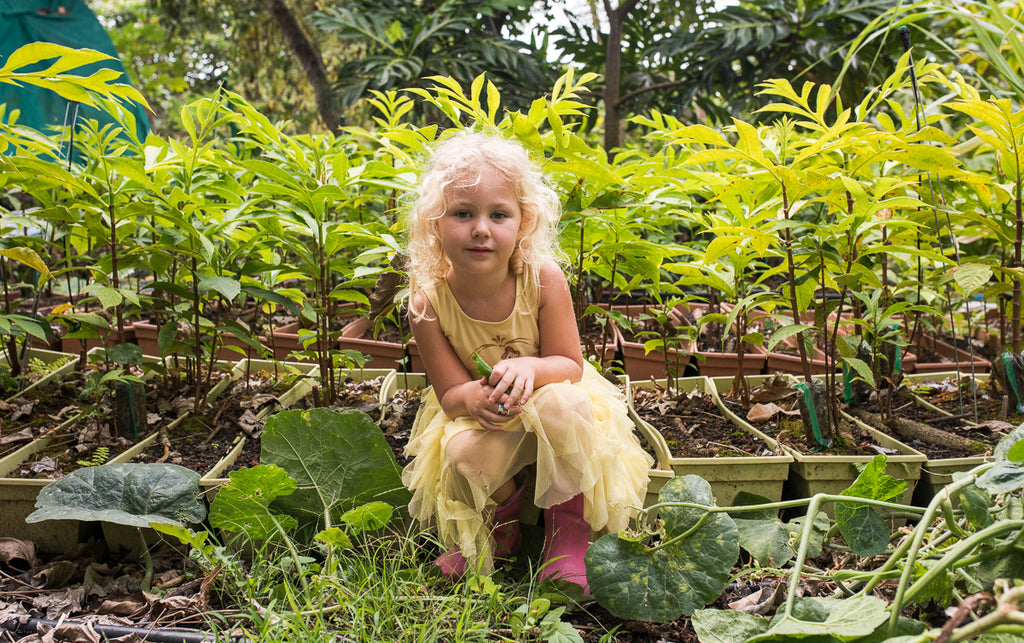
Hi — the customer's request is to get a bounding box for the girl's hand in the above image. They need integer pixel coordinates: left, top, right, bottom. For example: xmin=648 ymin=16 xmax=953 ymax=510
xmin=467 ymin=378 xmax=520 ymax=430
xmin=486 ymin=357 xmax=535 ymax=410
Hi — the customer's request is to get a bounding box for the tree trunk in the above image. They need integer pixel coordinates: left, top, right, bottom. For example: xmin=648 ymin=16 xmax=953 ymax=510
xmin=261 ymin=0 xmax=342 ymax=134
xmin=602 ymin=0 xmax=639 ymax=156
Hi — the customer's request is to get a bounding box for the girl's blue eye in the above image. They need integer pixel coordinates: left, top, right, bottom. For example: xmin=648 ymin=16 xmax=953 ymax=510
xmin=492 ymin=211 xmax=507 ymax=220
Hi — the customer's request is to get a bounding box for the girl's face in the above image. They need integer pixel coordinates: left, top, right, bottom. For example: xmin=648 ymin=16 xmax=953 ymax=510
xmin=438 ymin=164 xmax=522 ymax=282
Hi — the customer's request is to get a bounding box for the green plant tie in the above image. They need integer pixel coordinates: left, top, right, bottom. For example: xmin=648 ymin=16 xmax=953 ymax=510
xmin=891 ymin=324 xmax=902 ymax=373
xmin=1001 ymin=352 xmax=1024 ymax=413
xmin=842 ymin=363 xmax=854 ymax=404
xmin=794 ymin=381 xmax=827 ymax=451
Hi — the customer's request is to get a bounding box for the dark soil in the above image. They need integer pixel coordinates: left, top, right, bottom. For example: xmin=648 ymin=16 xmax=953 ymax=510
xmin=0 ymin=366 xmax=85 ymax=462
xmin=774 ymin=415 xmax=889 ymax=456
xmin=889 ymin=377 xmax=1010 ymax=459
xmin=6 ymin=366 xmax=189 ymax=479
xmin=130 ymin=371 xmax=292 ymax=475
xmin=718 ymin=381 xmax=895 ymax=457
xmin=633 ymin=386 xmax=771 ymax=458
xmin=379 ymin=386 xmax=423 ymax=468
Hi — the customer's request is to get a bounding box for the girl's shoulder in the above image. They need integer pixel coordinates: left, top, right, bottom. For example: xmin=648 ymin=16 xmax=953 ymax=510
xmin=536 ymin=259 xmax=569 ymax=290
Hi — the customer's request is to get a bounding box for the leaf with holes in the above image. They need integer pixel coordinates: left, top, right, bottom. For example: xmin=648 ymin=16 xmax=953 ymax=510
xmin=209 ymin=464 xmax=297 ymax=541
xmin=586 ymin=475 xmax=738 ymax=622
xmin=261 ymin=409 xmax=410 ymax=533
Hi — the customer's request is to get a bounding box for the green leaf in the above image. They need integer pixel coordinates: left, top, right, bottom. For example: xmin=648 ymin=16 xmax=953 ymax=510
xmin=749 ymin=596 xmax=888 ymax=641
xmin=95 ymin=286 xmax=123 ymax=310
xmin=1007 ymin=438 xmax=1024 ymax=462
xmin=261 ymin=409 xmax=410 ymax=532
xmin=340 ymin=501 xmax=393 ymax=532
xmin=950 ymin=263 xmax=993 ymax=297
xmin=199 ymin=274 xmax=241 ymax=301
xmin=835 ymin=455 xmax=905 ymax=556
xmin=978 ymin=425 xmax=1024 ymax=494
xmin=26 ymin=463 xmax=205 ymax=528
xmin=692 ymin=608 xmax=769 ymax=643
xmin=209 ymin=464 xmax=298 ymax=541
xmin=314 ymin=527 xmax=353 ymax=550
xmin=958 ymin=482 xmax=994 ymax=529
xmin=157 ymin=320 xmax=179 ymax=355
xmin=765 ymin=324 xmax=814 ymax=353
xmin=0 ymin=247 xmax=50 ymax=277
xmin=586 ymin=475 xmax=739 ymax=622
xmin=107 ymin=342 xmax=143 ymax=366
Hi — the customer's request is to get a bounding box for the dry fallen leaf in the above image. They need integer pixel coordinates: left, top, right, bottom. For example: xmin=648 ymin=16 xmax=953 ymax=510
xmin=728 ymin=583 xmax=783 ymax=615
xmin=746 ymin=402 xmax=798 ymax=423
xmin=0 ymin=537 xmax=37 ymax=570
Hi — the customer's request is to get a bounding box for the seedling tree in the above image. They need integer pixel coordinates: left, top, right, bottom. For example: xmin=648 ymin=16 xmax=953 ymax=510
xmin=0 ymin=43 xmax=148 ymax=374
xmin=949 ymin=88 xmax=1024 ymax=401
xmin=135 ymin=95 xmax=247 ymax=413
xmin=226 ymin=93 xmax=386 ymax=404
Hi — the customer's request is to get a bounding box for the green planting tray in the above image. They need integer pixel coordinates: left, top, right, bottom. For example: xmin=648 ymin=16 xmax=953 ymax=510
xmin=630 ymin=376 xmax=792 ymax=508
xmin=708 ymin=374 xmax=926 ymax=516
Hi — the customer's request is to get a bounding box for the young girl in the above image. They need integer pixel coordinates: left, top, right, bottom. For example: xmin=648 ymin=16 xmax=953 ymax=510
xmin=402 ymin=131 xmax=653 ymax=592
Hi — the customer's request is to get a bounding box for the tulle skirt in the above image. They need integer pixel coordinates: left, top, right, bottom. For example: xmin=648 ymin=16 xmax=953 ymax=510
xmin=401 ymin=363 xmax=654 ymax=573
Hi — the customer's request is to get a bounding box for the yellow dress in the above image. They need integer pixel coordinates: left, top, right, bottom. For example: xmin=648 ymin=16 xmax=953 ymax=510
xmin=402 ymin=274 xmax=654 ymax=573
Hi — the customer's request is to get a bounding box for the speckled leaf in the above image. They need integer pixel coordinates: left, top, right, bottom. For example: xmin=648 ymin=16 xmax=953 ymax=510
xmin=262 ymin=409 xmax=410 ymax=531
xmin=27 ymin=463 xmax=204 ymax=528
xmin=209 ymin=464 xmax=297 ymax=540
xmin=586 ymin=475 xmax=739 ymax=622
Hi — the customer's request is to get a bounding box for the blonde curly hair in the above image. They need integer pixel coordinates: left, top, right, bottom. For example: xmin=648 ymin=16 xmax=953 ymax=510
xmin=405 ymin=131 xmax=562 ymax=312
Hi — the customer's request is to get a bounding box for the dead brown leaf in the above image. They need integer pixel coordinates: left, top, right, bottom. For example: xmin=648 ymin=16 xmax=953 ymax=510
xmin=728 ymin=583 xmax=783 ymax=616
xmin=0 ymin=537 xmax=38 ymax=570
xmin=746 ymin=402 xmax=798 ymax=424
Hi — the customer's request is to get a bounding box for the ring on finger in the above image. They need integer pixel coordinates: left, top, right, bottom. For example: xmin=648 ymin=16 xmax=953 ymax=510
xmin=497 ymin=403 xmax=508 ymax=416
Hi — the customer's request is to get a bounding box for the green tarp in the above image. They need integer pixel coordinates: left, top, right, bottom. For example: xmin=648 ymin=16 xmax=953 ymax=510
xmin=0 ymin=0 xmax=150 ymax=143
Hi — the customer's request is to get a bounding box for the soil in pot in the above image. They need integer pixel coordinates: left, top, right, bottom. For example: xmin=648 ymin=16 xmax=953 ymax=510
xmin=718 ymin=380 xmax=896 ymax=457
xmin=888 ymin=377 xmax=1009 ymax=460
xmin=632 ymin=386 xmax=771 ymax=457
xmin=8 ymin=367 xmax=190 ymax=479
xmin=910 ymin=374 xmax=1024 ymax=425
xmin=130 ymin=370 xmax=284 ymax=474
xmin=379 ymin=386 xmax=423 ymax=468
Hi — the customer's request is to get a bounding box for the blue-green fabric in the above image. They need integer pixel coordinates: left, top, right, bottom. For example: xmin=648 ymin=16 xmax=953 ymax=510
xmin=0 ymin=0 xmax=150 ymax=144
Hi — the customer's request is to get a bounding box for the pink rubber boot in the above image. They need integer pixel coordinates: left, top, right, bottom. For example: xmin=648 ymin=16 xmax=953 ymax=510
xmin=538 ymin=494 xmax=591 ymax=593
xmin=436 ymin=481 xmax=526 ymax=577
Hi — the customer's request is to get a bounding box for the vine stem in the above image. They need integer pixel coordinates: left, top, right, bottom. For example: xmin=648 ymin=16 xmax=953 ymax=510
xmin=641 ymin=495 xmax=926 ymax=569
xmin=886 ymin=462 xmax=995 ymax=636
xmin=898 ymin=519 xmax=1024 ymax=609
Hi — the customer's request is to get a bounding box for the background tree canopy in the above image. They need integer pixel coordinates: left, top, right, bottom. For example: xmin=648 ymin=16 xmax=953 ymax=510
xmin=92 ymin=0 xmax=997 ymax=150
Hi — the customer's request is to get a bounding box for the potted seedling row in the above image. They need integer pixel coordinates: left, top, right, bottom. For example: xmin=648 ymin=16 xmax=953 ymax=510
xmin=707 ymin=373 xmax=926 ymax=515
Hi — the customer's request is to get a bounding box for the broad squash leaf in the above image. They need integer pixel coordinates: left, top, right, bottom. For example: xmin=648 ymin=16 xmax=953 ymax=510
xmin=586 ymin=475 xmax=739 ymax=622
xmin=27 ymin=463 xmax=205 ymax=528
xmin=261 ymin=409 xmax=410 ymax=532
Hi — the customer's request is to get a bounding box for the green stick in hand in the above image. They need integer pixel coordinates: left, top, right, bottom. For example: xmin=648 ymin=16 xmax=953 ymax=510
xmin=472 ymin=351 xmax=493 ymax=378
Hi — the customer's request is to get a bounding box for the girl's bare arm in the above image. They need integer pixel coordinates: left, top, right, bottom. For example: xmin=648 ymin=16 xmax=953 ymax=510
xmin=486 ymin=260 xmax=583 ymax=409
xmin=409 ymin=292 xmax=511 ymax=430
